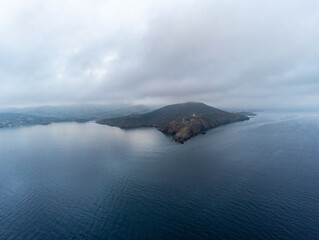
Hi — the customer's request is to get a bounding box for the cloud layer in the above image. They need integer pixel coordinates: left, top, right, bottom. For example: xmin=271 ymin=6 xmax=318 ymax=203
xmin=1 ymin=0 xmax=319 ymax=109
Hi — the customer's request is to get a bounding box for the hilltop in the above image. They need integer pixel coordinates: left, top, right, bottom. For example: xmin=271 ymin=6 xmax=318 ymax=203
xmin=97 ymin=102 xmax=249 ymax=143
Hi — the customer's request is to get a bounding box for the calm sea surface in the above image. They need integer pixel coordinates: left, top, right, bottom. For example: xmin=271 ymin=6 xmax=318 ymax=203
xmin=0 ymin=113 xmax=319 ymax=239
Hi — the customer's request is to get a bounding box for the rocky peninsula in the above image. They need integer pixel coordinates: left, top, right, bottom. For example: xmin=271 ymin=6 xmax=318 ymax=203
xmin=97 ymin=102 xmax=249 ymax=143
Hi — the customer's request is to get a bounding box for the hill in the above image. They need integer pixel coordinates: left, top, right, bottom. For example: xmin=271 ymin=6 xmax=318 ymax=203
xmin=0 ymin=113 xmax=57 ymax=128
xmin=97 ymin=102 xmax=249 ymax=143
xmin=1 ymin=104 xmax=153 ymax=123
xmin=0 ymin=105 xmax=153 ymax=128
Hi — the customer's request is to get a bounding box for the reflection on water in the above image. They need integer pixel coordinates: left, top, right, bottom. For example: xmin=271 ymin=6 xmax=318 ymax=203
xmin=0 ymin=113 xmax=319 ymax=239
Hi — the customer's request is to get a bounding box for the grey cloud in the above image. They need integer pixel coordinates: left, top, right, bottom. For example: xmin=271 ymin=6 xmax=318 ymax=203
xmin=0 ymin=0 xmax=319 ymax=109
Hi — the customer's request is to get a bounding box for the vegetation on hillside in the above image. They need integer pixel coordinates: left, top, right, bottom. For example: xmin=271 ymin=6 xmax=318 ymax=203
xmin=97 ymin=102 xmax=249 ymax=143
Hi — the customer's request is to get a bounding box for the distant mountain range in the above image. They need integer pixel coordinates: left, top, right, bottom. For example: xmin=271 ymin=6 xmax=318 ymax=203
xmin=0 ymin=104 xmax=153 ymax=128
xmin=0 ymin=113 xmax=56 ymax=128
xmin=97 ymin=102 xmax=249 ymax=143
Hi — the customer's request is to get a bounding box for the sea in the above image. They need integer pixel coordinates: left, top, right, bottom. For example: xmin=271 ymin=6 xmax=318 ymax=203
xmin=0 ymin=112 xmax=318 ymax=239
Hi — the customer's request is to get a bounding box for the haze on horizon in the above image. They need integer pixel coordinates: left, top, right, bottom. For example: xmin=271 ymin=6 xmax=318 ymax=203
xmin=1 ymin=0 xmax=318 ymax=110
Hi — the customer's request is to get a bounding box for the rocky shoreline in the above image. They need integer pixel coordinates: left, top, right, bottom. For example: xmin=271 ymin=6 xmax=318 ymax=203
xmin=97 ymin=102 xmax=249 ymax=143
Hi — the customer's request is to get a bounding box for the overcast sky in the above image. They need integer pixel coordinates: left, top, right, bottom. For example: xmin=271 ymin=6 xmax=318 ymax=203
xmin=1 ymin=0 xmax=318 ymax=109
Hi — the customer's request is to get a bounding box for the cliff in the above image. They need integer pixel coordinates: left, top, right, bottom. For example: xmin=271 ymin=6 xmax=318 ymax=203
xmin=97 ymin=102 xmax=249 ymax=143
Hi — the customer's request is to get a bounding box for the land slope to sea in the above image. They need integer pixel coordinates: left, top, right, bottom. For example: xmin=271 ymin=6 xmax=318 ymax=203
xmin=0 ymin=105 xmax=152 ymax=128
xmin=97 ymin=102 xmax=249 ymax=143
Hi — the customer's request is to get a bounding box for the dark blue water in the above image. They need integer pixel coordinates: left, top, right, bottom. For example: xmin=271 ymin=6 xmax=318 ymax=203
xmin=0 ymin=113 xmax=319 ymax=239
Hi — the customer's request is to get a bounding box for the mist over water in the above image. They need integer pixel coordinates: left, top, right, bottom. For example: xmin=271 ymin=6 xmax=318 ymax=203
xmin=0 ymin=112 xmax=319 ymax=239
